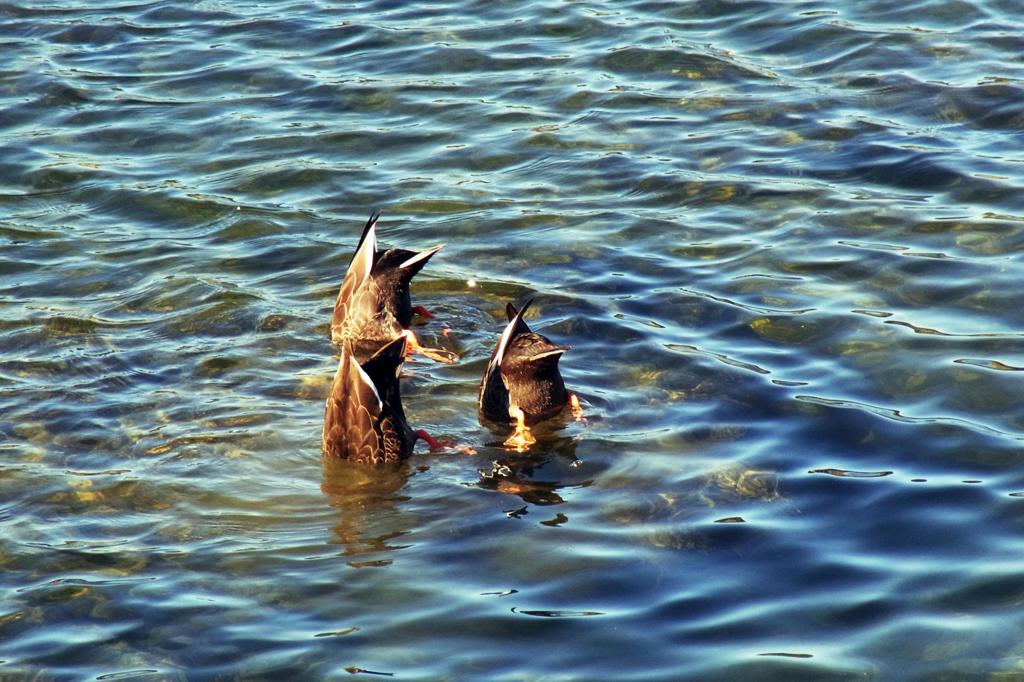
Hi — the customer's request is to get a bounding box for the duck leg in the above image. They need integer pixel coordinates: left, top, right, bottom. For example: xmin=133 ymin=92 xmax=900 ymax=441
xmin=400 ymin=328 xmax=459 ymax=364
xmin=414 ymin=429 xmax=478 ymax=455
xmin=415 ymin=429 xmax=445 ymax=451
xmin=570 ymin=393 xmax=585 ymax=421
xmin=411 ymin=305 xmax=434 ymax=320
xmin=503 ymin=405 xmax=536 ymax=451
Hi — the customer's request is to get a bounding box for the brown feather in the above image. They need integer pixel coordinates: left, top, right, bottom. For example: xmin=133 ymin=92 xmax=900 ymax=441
xmin=330 ymin=213 xmax=380 ymax=344
xmin=322 ymin=337 xmax=417 ymax=464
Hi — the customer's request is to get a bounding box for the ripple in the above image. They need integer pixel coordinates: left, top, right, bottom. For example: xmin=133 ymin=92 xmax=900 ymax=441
xmin=96 ymin=671 xmax=164 ymax=681
xmin=665 ymin=343 xmax=772 ymax=376
xmin=953 ymin=358 xmax=1024 ymax=372
xmin=343 ymin=667 xmax=394 ymax=677
xmin=885 ymin=319 xmax=1024 ymax=338
xmin=795 ymin=394 xmax=1024 ymax=442
xmin=511 ymin=608 xmax=605 ymax=618
xmin=809 ymin=469 xmax=894 ymax=478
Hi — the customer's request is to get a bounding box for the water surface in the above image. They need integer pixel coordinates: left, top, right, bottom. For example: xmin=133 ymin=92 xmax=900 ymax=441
xmin=3 ymin=1 xmax=1024 ymax=680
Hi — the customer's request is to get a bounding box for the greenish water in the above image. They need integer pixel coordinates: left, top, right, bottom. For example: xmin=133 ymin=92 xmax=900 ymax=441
xmin=3 ymin=1 xmax=1024 ymax=680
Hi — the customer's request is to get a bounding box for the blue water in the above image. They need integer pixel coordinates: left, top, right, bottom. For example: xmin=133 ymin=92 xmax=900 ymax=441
xmin=3 ymin=1 xmax=1024 ymax=680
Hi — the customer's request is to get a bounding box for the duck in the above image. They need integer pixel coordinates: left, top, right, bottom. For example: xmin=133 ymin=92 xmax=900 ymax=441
xmin=323 ymin=335 xmax=442 ymax=464
xmin=330 ymin=210 xmax=455 ymax=363
xmin=479 ymin=299 xmax=582 ymax=449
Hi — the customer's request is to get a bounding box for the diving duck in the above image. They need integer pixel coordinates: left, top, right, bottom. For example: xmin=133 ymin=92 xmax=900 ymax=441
xmin=330 ymin=211 xmax=455 ymax=363
xmin=322 ymin=335 xmax=442 ymax=463
xmin=479 ymin=299 xmax=582 ymax=449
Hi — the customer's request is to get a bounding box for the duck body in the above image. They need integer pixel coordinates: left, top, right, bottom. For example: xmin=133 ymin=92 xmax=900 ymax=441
xmin=479 ymin=300 xmax=570 ymax=425
xmin=331 ymin=211 xmax=443 ymax=360
xmin=499 ymin=331 xmax=569 ymax=422
xmin=322 ymin=335 xmax=417 ymax=464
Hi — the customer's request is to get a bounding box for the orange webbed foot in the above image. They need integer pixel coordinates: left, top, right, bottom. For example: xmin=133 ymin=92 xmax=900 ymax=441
xmin=570 ymin=393 xmax=585 ymax=422
xmin=503 ymin=406 xmax=536 ymax=452
xmin=401 ymin=329 xmax=459 ymax=364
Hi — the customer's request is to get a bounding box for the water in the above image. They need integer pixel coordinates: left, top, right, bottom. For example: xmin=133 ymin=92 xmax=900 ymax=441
xmin=3 ymin=1 xmax=1024 ymax=679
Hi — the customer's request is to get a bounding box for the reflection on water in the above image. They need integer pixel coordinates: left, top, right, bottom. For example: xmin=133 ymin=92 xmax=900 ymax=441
xmin=320 ymin=456 xmax=415 ymax=563
xmin=3 ymin=0 xmax=1024 ymax=679
xmin=476 ymin=433 xmax=584 ymax=509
